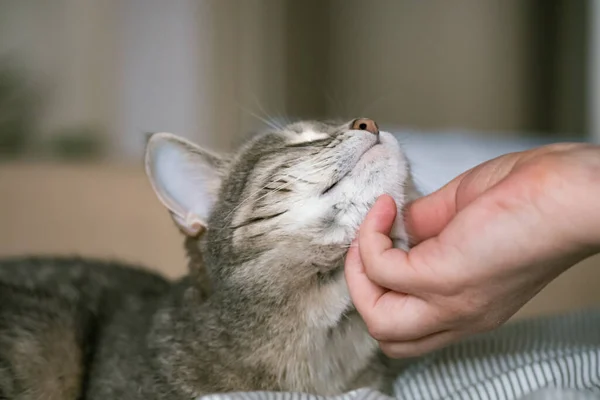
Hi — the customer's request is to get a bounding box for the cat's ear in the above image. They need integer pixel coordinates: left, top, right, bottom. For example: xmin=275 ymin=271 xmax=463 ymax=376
xmin=145 ymin=132 xmax=227 ymax=236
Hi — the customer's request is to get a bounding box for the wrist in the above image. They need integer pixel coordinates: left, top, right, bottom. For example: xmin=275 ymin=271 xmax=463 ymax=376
xmin=562 ymin=146 xmax=600 ymax=255
xmin=525 ymin=144 xmax=600 ymax=264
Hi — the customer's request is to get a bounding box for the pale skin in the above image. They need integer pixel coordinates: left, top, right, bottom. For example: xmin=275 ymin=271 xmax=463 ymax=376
xmin=345 ymin=143 xmax=600 ymax=358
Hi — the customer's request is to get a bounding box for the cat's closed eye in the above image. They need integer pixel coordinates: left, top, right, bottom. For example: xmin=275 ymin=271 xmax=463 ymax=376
xmin=264 ymin=179 xmax=293 ymax=193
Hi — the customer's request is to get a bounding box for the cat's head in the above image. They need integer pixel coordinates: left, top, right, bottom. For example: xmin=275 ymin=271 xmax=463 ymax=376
xmin=145 ymin=119 xmax=418 ymax=289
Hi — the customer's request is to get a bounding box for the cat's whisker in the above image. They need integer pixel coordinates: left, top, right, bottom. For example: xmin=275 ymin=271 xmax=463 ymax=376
xmin=278 ymin=161 xmax=334 ymax=183
xmin=279 ymin=159 xmax=332 ymax=182
xmin=244 ymin=108 xmax=282 ymax=132
xmin=249 ymin=94 xmax=285 ymax=131
xmin=237 ymin=99 xmax=282 ymax=132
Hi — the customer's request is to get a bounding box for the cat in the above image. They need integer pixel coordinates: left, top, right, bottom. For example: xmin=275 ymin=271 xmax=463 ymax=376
xmin=0 ymin=118 xmax=419 ymax=399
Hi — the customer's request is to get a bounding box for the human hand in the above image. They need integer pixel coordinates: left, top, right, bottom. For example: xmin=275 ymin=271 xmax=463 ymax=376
xmin=345 ymin=143 xmax=600 ymax=358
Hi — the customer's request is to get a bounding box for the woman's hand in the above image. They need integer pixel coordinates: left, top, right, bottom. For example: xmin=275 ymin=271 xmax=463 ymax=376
xmin=345 ymin=143 xmax=600 ymax=358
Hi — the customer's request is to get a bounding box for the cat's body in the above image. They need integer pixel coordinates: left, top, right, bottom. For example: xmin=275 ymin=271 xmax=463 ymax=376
xmin=0 ymin=257 xmax=171 ymax=399
xmin=0 ymin=254 xmax=389 ymax=399
xmin=0 ymin=119 xmax=418 ymax=399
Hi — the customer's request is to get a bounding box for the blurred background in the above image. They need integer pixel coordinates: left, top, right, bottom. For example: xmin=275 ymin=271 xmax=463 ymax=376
xmin=0 ymin=0 xmax=599 ymax=318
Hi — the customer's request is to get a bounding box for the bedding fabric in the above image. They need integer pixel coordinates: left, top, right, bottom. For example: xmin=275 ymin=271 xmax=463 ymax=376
xmin=199 ymin=310 xmax=600 ymax=400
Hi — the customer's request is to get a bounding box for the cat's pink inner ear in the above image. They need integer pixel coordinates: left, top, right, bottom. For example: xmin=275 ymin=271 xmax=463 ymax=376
xmin=171 ymin=212 xmax=205 ymax=237
xmin=145 ymin=132 xmax=224 ymax=236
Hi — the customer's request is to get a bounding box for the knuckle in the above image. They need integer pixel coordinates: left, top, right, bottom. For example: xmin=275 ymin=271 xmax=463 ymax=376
xmin=363 ymin=259 xmax=392 ymax=288
xmin=365 ymin=315 xmax=391 ymax=341
xmin=361 ymin=256 xmax=378 ymax=277
xmin=435 ymin=278 xmax=464 ymax=297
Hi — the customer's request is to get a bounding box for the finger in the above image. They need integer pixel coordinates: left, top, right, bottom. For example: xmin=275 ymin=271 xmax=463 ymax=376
xmin=346 ymin=242 xmax=440 ymax=342
xmin=361 ymin=247 xmax=426 ymax=294
xmin=344 ymin=240 xmax=387 ymax=315
xmin=358 ymin=196 xmax=431 ymax=294
xmin=363 ymin=292 xmax=452 ymax=342
xmin=378 ymin=330 xmax=461 ymax=359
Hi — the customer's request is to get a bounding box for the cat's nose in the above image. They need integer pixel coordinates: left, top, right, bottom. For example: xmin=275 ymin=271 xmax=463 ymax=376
xmin=351 ymin=118 xmax=379 ymax=135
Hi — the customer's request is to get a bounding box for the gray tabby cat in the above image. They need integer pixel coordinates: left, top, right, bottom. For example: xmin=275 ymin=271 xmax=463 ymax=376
xmin=0 ymin=118 xmax=419 ymax=399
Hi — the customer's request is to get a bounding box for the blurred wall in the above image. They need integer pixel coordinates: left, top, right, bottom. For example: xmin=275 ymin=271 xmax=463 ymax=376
xmin=0 ymin=0 xmax=591 ymax=162
xmin=0 ymin=0 xmax=287 ymax=160
xmin=298 ymin=0 xmax=587 ymax=137
xmin=204 ymin=0 xmax=287 ymax=151
xmin=0 ymin=0 xmax=118 ymax=150
xmin=118 ymin=0 xmax=201 ymax=159
xmin=327 ymin=0 xmax=539 ymax=132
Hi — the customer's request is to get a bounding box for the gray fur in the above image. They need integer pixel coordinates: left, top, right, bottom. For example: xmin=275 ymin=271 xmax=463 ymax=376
xmin=0 ymin=119 xmax=418 ymax=399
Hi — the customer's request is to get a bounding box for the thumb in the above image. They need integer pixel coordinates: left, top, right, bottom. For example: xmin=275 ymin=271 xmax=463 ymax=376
xmin=358 ymin=195 xmax=431 ymax=294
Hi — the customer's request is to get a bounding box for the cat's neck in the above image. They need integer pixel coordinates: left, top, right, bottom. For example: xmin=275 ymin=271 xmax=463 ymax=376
xmin=152 ymin=278 xmax=382 ymax=396
xmin=147 ymin=239 xmax=384 ymax=395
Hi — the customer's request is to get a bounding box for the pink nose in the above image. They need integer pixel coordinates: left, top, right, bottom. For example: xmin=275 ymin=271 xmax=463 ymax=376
xmin=352 ymin=118 xmax=379 ymax=135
